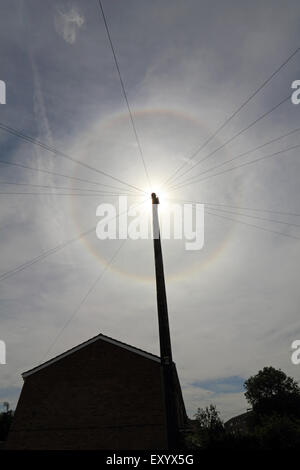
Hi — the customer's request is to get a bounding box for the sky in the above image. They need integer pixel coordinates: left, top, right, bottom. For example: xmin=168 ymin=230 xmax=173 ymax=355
xmin=0 ymin=0 xmax=300 ymax=421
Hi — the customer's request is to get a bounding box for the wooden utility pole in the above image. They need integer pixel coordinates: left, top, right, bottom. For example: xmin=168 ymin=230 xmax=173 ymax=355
xmin=151 ymin=192 xmax=179 ymax=449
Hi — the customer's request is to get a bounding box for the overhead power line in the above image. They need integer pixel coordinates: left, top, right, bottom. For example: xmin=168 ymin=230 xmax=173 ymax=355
xmin=0 ymin=180 xmax=140 ymax=195
xmin=97 ymin=0 xmax=151 ymax=188
xmin=169 ymin=143 xmax=300 ymax=192
xmin=171 ymin=126 xmax=300 ymax=186
xmin=0 ymin=192 xmax=142 ymax=197
xmin=167 ymin=198 xmax=300 ymax=218
xmin=0 ymin=227 xmax=95 ymax=283
xmin=42 ymin=202 xmax=148 ymax=362
xmin=167 ymin=94 xmax=291 ymax=190
xmin=0 ymin=121 xmax=146 ymax=194
xmin=0 ymin=158 xmax=140 ymax=193
xmin=206 ymin=210 xmax=300 ymax=241
xmin=163 ymin=46 xmax=300 ymax=187
xmin=0 ymin=199 xmax=147 ymax=283
xmin=185 ymin=202 xmax=300 ymax=228
xmin=208 ymin=207 xmax=300 ymax=228
xmin=41 ymin=238 xmax=128 ymax=363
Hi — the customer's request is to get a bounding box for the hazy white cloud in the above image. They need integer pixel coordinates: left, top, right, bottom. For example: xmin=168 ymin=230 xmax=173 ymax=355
xmin=54 ymin=5 xmax=84 ymax=44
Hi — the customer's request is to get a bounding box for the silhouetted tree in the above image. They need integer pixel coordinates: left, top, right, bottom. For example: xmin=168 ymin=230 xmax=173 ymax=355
xmin=187 ymin=368 xmax=300 ymax=450
xmin=254 ymin=413 xmax=300 ymax=450
xmin=187 ymin=404 xmax=225 ymax=449
xmin=0 ymin=408 xmax=14 ymax=442
xmin=3 ymin=402 xmax=9 ymax=413
xmin=244 ymin=366 xmax=300 ymax=419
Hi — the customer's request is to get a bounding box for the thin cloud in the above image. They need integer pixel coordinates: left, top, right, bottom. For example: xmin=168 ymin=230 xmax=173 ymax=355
xmin=54 ymin=6 xmax=84 ymax=45
xmin=191 ymin=376 xmax=245 ymax=394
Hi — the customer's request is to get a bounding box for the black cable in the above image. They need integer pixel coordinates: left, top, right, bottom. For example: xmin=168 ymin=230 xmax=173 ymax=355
xmin=0 ymin=158 xmax=139 ymax=193
xmin=163 ymin=46 xmax=300 ymax=187
xmin=42 ymin=200 xmax=148 ymax=360
xmin=0 ymin=227 xmax=95 ymax=283
xmin=206 ymin=210 xmax=300 ymax=241
xmin=167 ymin=198 xmax=300 ymax=218
xmin=167 ymin=94 xmax=291 ymax=189
xmin=171 ymin=126 xmax=300 ymax=186
xmin=186 ymin=203 xmax=300 ymax=228
xmin=42 ymin=198 xmax=148 ymax=360
xmin=169 ymin=143 xmax=300 ymax=192
xmin=97 ymin=0 xmax=151 ymax=188
xmin=0 ymin=180 xmax=140 ymax=195
xmin=0 ymin=122 xmax=146 ymax=194
xmin=0 ymin=198 xmax=147 ymax=282
xmin=0 ymin=192 xmax=141 ymax=196
xmin=209 ymin=207 xmax=300 ymax=228
xmin=41 ymin=239 xmax=128 ymax=363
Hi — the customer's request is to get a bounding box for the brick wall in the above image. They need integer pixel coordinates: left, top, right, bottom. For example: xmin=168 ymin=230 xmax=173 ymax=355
xmin=6 ymin=339 xmax=168 ymax=450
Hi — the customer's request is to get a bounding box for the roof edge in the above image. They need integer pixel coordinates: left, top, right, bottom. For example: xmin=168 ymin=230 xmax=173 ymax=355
xmin=22 ymin=334 xmax=160 ymax=379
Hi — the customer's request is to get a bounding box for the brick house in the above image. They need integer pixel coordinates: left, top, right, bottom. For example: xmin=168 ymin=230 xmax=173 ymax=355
xmin=6 ymin=333 xmax=187 ymax=450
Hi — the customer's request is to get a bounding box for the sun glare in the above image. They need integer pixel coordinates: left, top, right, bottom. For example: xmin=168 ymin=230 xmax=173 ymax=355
xmin=143 ymin=185 xmax=170 ymax=213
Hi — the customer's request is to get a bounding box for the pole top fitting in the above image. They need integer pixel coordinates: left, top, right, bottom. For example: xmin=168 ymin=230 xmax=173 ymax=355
xmin=151 ymin=192 xmax=160 ymax=204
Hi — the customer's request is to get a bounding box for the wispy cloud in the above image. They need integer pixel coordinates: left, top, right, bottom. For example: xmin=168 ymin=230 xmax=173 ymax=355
xmin=54 ymin=5 xmax=84 ymax=45
xmin=191 ymin=376 xmax=245 ymax=394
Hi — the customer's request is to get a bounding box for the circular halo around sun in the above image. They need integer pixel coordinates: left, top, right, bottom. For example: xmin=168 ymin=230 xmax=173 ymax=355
xmin=69 ymin=108 xmax=242 ymax=283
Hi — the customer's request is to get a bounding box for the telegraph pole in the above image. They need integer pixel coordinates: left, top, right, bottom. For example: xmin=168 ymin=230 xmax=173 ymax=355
xmin=151 ymin=192 xmax=179 ymax=449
